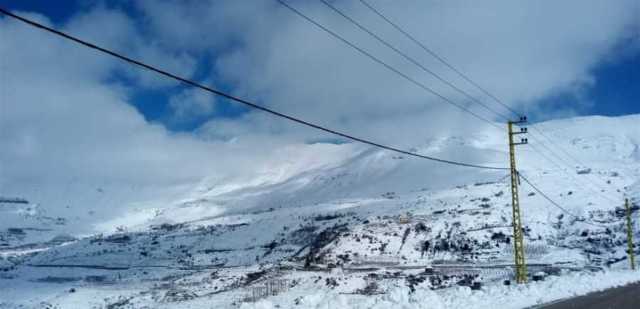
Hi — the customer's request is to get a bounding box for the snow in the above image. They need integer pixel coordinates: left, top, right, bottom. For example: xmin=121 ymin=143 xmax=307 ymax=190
xmin=1 ymin=114 xmax=639 ymax=308
xmin=236 ymin=270 xmax=640 ymax=309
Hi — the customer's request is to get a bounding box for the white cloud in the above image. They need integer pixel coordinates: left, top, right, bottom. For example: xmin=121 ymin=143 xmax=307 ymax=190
xmin=169 ymin=86 xmax=216 ymax=122
xmin=1 ymin=1 xmax=638 ymax=232
xmin=60 ymin=5 xmax=197 ymax=89
xmin=0 ymin=9 xmax=286 ymax=232
xmin=135 ymin=0 xmax=639 ymax=144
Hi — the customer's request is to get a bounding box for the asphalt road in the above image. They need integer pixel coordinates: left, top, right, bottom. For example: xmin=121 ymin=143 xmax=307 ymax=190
xmin=540 ymin=282 xmax=640 ymax=309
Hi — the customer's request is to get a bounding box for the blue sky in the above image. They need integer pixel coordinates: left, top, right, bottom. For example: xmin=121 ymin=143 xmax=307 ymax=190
xmin=3 ymin=0 xmax=639 ymax=133
xmin=586 ymin=49 xmax=639 ymax=116
xmin=535 ymin=45 xmax=640 ymax=119
xmin=2 ymin=0 xmax=252 ymax=131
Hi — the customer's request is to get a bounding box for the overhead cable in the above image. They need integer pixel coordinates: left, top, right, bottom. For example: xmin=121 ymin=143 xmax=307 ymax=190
xmin=519 ymin=172 xmax=612 ymax=228
xmin=319 ymin=0 xmax=512 ymax=121
xmin=0 ymin=8 xmax=507 ymax=171
xmin=354 ymin=0 xmax=620 ymax=200
xmin=275 ymin=0 xmax=502 ymax=131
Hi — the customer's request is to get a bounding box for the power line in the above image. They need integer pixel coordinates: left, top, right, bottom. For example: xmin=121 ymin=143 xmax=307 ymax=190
xmin=318 ymin=0 xmax=513 ymax=122
xmin=0 ymin=7 xmax=508 ymax=171
xmin=294 ymin=0 xmax=615 ymax=199
xmin=328 ymin=0 xmax=617 ymax=202
xmin=519 ymin=172 xmax=611 ymax=228
xmin=324 ymin=0 xmax=618 ymax=203
xmin=531 ymin=124 xmax=626 ymax=185
xmin=355 ymin=0 xmax=620 ymax=200
xmin=275 ymin=0 xmax=503 ymax=131
xmin=279 ymin=0 xmax=623 ymax=249
xmin=525 ymin=136 xmax=619 ymax=202
xmin=357 ymin=0 xmax=521 ymax=118
xmin=529 ymin=144 xmax=616 ymax=203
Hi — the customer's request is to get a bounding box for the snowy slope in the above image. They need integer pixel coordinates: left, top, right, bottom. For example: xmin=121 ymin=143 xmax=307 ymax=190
xmin=148 ymin=114 xmax=638 ymax=226
xmin=0 ymin=114 xmax=639 ymax=308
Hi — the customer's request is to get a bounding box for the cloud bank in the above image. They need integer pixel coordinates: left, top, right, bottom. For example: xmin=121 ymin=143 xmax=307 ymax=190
xmin=0 ymin=1 xmax=638 ymax=231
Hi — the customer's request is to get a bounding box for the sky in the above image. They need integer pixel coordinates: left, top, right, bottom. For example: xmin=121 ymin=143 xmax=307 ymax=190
xmin=3 ymin=0 xmax=639 ymax=129
xmin=0 ymin=0 xmax=638 ymax=231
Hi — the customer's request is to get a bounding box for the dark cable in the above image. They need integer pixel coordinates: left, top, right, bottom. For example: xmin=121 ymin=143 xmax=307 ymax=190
xmin=0 ymin=7 xmax=508 ymax=171
xmin=529 ymin=126 xmax=623 ymax=191
xmin=525 ymin=140 xmax=619 ymax=202
xmin=275 ymin=0 xmax=503 ymax=131
xmin=519 ymin=172 xmax=611 ymax=228
xmin=358 ymin=0 xmax=522 ymax=118
xmin=325 ymin=0 xmax=621 ymax=229
xmin=319 ymin=0 xmax=513 ymax=122
xmin=355 ymin=0 xmax=621 ymax=198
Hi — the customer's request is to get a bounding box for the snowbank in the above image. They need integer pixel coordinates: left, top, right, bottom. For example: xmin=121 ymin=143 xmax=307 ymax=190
xmin=242 ymin=270 xmax=640 ymax=309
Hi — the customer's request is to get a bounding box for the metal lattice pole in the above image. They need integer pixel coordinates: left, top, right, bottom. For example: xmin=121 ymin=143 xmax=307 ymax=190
xmin=626 ymin=198 xmax=636 ymax=270
xmin=508 ymin=118 xmax=528 ymax=283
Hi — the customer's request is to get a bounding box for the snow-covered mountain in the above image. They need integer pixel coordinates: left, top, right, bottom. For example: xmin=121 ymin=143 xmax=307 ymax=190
xmin=0 ymin=114 xmax=639 ymax=308
xmin=146 ymin=114 xmax=639 ymax=226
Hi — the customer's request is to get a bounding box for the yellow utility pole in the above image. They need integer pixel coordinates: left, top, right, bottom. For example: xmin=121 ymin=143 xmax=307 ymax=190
xmin=625 ymin=198 xmax=636 ymax=270
xmin=508 ymin=117 xmax=528 ymax=283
